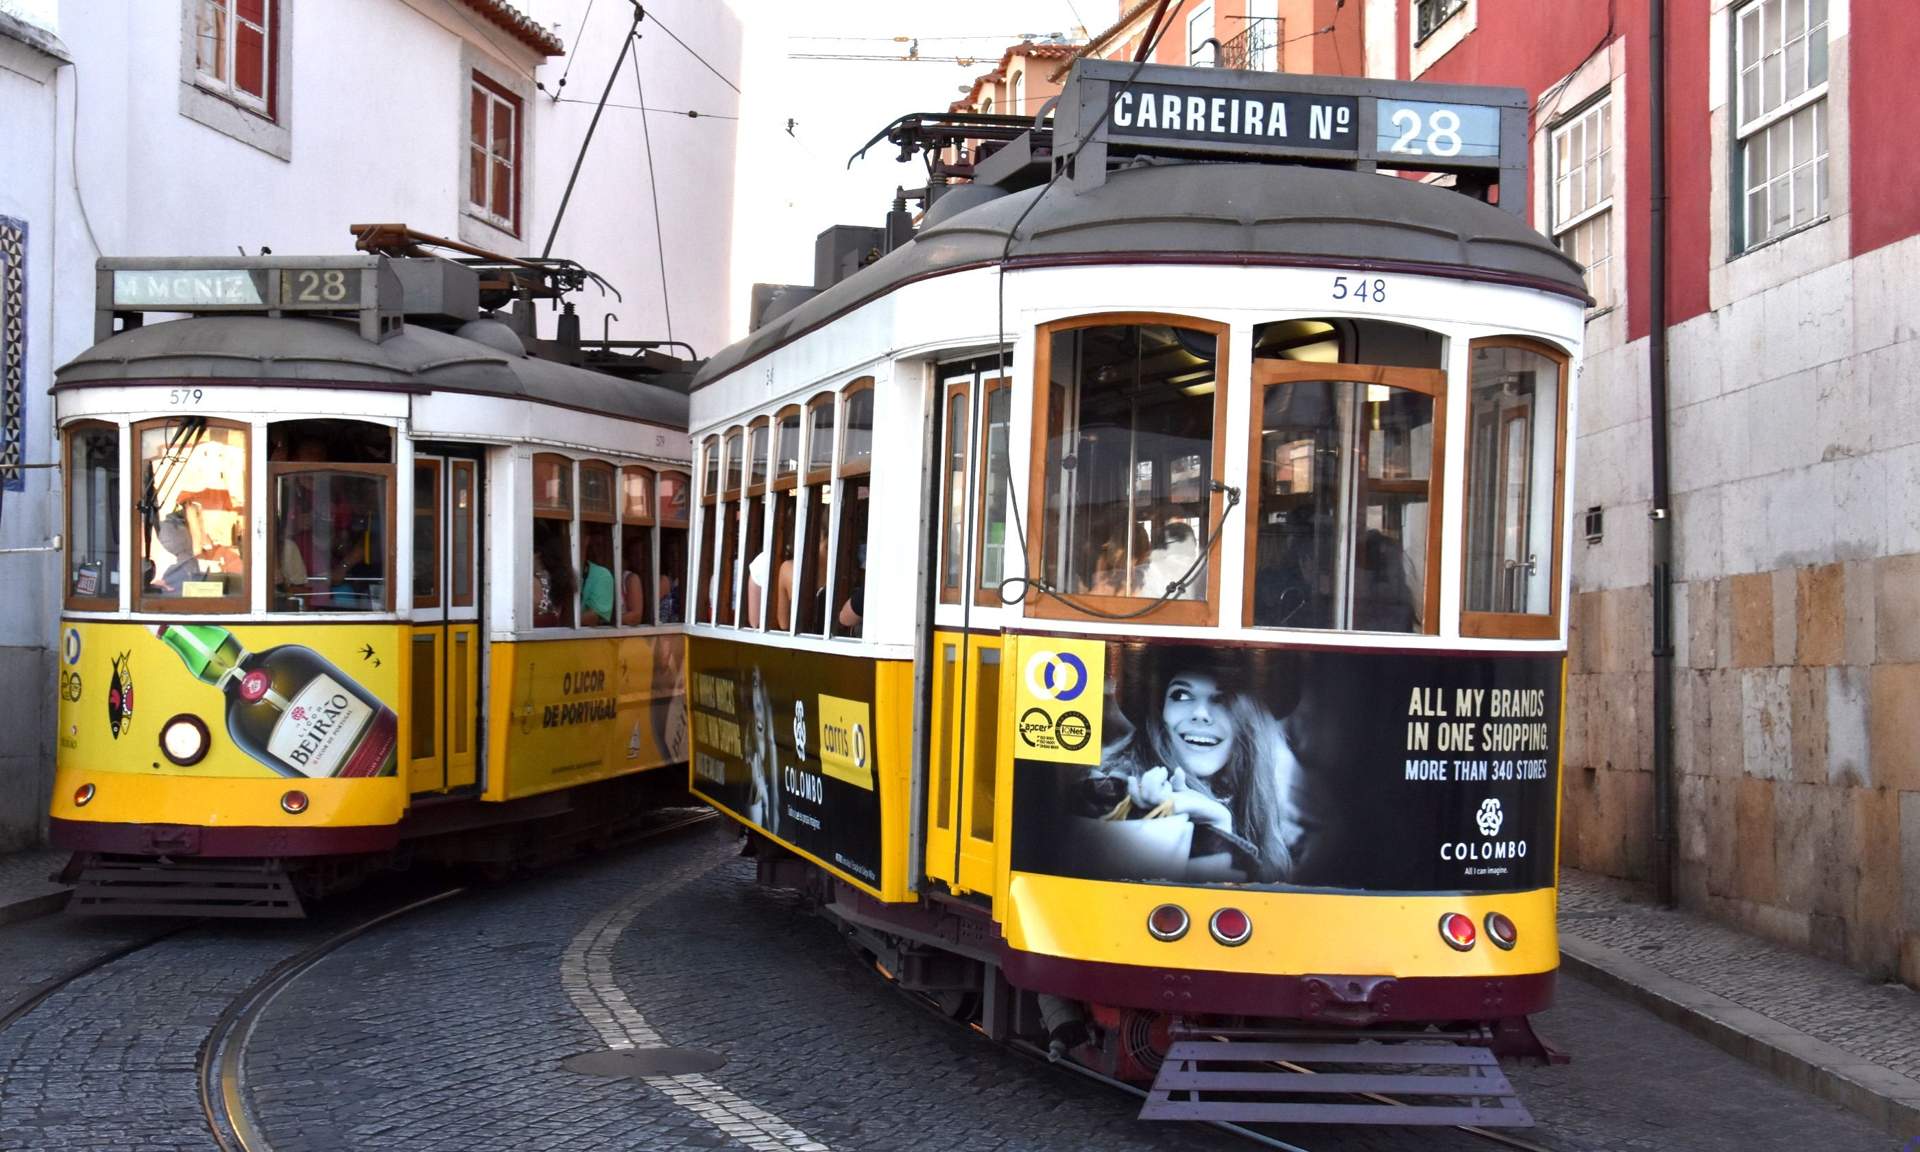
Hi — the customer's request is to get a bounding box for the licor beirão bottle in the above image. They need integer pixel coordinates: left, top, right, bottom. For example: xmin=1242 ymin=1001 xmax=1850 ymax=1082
xmin=150 ymin=623 xmax=399 ymax=779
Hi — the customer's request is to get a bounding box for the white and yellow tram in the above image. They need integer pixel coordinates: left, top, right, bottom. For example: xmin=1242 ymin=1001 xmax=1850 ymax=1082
xmin=688 ymin=62 xmax=1588 ymax=1127
xmin=50 ymin=251 xmax=692 ymax=914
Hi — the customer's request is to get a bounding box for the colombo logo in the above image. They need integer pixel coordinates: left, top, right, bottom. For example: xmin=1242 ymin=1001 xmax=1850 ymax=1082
xmin=1023 ymin=650 xmax=1088 ymax=703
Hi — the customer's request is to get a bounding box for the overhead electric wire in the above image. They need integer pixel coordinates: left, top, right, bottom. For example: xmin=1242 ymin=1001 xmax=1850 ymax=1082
xmin=546 ymin=0 xmax=598 ymax=99
xmin=642 ymin=8 xmax=740 ymax=93
xmin=632 ymin=37 xmax=676 ymax=343
xmin=552 ymin=95 xmax=737 ymax=119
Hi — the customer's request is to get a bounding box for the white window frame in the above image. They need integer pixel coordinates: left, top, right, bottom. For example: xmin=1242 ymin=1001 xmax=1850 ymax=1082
xmin=192 ymin=0 xmax=272 ymax=115
xmin=1414 ymin=0 xmax=1467 ymax=45
xmin=1188 ymin=3 xmax=1216 ymax=66
xmin=468 ymin=74 xmax=520 ymax=236
xmin=1550 ymin=96 xmax=1615 ymax=313
xmin=1733 ymin=0 xmax=1831 ymax=250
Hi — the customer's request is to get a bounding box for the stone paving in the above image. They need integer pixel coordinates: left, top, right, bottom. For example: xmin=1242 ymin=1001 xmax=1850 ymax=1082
xmin=1560 ymin=866 xmax=1920 ymax=1081
xmin=0 ymin=846 xmax=68 ymax=921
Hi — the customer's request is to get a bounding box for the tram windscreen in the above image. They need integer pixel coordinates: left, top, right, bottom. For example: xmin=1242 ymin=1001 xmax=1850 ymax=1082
xmin=137 ymin=420 xmax=248 ymax=608
xmin=1043 ymin=324 xmax=1215 ymax=602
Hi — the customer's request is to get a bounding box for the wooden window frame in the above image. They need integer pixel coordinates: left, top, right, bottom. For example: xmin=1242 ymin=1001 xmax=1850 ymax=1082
xmin=1243 ymin=360 xmax=1448 ymax=635
xmin=193 ymin=0 xmax=279 ymax=120
xmin=450 ymin=459 xmax=477 ymax=609
xmin=717 ymin=428 xmax=745 ymax=627
xmin=773 ymin=405 xmax=803 ymax=492
xmin=533 ymin=452 xmax=575 ymax=520
xmin=972 ymin=376 xmax=1010 ymax=608
xmin=696 ymin=439 xmax=719 ymax=623
xmin=1460 ymin=336 xmax=1570 ymax=641
xmin=1026 ymin=314 xmax=1230 ymax=628
xmin=657 ymin=469 xmax=691 ymax=527
xmin=266 ymin=459 xmax=397 ymax=614
xmin=468 ymin=70 xmax=523 ymax=237
xmin=578 ymin=460 xmax=617 ymax=526
xmin=133 ymin=417 xmax=254 ymax=616
xmin=939 ymin=378 xmax=971 ymax=606
xmin=722 ymin=427 xmax=746 ymax=498
xmin=805 ymin=391 xmax=838 ymax=485
xmin=622 ymin=465 xmax=657 ymax=526
xmin=64 ymin=420 xmax=121 ymax=613
xmin=747 ymin=416 xmax=773 ymax=498
xmin=413 ymin=456 xmax=442 ymax=610
xmin=838 ymin=378 xmax=874 ymax=479
xmin=699 ymin=436 xmax=721 ymax=508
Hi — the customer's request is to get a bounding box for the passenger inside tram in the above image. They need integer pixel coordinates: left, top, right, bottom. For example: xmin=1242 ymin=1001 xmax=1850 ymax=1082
xmin=532 ymin=519 xmax=575 ymax=628
xmin=269 ymin=423 xmax=391 ymax=611
xmin=580 ymin=532 xmax=615 ymax=626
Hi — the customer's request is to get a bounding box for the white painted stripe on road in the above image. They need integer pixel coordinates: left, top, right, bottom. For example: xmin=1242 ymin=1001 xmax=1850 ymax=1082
xmin=561 ymin=852 xmax=832 ymax=1152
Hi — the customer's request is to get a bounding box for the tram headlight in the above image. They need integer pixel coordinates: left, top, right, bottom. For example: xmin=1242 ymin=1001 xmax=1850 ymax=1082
xmin=1208 ymin=907 xmax=1252 ymax=947
xmin=1146 ymin=904 xmax=1190 ymax=942
xmin=280 ymin=790 xmax=310 ymax=815
xmin=1485 ymin=911 xmax=1518 ymax=950
xmin=73 ymin=782 xmax=95 ymax=807
xmin=1439 ymin=912 xmax=1477 ymax=951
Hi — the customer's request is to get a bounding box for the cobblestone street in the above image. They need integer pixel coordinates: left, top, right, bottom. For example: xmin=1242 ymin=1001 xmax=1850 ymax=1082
xmin=0 ymin=820 xmax=1901 ymax=1151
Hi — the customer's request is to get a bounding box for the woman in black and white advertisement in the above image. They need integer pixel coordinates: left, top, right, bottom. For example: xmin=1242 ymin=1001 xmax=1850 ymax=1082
xmin=1038 ymin=648 xmax=1307 ymax=886
xmin=742 ymin=664 xmax=779 ymax=841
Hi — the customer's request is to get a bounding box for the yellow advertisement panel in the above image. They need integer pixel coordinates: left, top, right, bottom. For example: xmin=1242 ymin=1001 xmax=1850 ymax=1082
xmin=56 ymin=620 xmax=405 ymax=780
xmin=816 ymin=693 xmax=874 ymax=792
xmin=486 ymin=632 xmax=688 ymax=800
xmin=1010 ymin=636 xmax=1105 ymax=765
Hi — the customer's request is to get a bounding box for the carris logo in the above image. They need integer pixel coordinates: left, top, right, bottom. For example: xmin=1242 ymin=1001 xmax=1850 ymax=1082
xmin=1477 ymin=798 xmax=1504 ymax=838
xmin=1023 ymin=650 xmax=1088 ymax=702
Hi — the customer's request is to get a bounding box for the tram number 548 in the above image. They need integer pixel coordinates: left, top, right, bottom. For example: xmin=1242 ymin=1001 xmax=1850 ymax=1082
xmin=1331 ymin=276 xmax=1387 ymax=304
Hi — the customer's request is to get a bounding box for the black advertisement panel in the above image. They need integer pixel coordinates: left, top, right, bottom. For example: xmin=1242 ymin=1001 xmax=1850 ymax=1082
xmin=688 ymin=637 xmax=883 ymax=888
xmin=1011 ymin=641 xmax=1560 ymax=893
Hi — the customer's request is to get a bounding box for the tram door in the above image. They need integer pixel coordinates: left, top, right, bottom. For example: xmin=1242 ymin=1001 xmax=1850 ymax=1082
xmin=407 ymin=448 xmax=483 ymax=794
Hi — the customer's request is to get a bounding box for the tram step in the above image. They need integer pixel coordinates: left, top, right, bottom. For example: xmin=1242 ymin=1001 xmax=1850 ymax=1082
xmin=68 ymin=859 xmax=304 ymax=919
xmin=1138 ymin=1033 xmax=1533 ymax=1128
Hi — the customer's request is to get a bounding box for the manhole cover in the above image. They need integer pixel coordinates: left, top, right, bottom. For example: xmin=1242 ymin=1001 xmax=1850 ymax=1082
xmin=564 ymin=1048 xmax=728 ymax=1078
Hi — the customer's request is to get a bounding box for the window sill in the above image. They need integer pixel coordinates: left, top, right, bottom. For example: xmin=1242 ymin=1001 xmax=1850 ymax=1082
xmin=1730 ymin=214 xmax=1833 ymax=262
xmin=178 ymin=79 xmax=290 ymax=161
xmin=460 ymin=210 xmax=522 ymax=248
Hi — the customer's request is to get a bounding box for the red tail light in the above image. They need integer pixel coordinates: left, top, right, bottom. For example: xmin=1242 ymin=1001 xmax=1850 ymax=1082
xmin=1209 ymin=907 xmax=1252 ymax=946
xmin=73 ymin=783 xmax=95 ymax=807
xmin=1147 ymin=904 xmax=1189 ymax=942
xmin=1439 ymin=912 xmax=1476 ymax=951
xmin=280 ymin=790 xmax=310 ymax=815
xmin=1485 ymin=912 xmax=1518 ymax=950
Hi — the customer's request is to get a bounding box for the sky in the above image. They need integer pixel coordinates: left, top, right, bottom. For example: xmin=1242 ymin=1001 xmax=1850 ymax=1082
xmin=724 ymin=0 xmax=1094 ymax=339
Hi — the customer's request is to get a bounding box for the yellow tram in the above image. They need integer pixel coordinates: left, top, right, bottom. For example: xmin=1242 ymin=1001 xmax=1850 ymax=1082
xmin=686 ymin=61 xmax=1588 ymax=1130
xmin=49 ymin=247 xmax=692 ymax=915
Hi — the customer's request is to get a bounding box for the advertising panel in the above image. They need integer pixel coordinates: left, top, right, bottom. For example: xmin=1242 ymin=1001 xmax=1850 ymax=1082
xmin=688 ymin=637 xmax=883 ymax=890
xmin=56 ymin=621 xmax=404 ymax=779
xmin=492 ymin=632 xmax=688 ymax=798
xmin=1011 ymin=638 xmax=1561 ymax=893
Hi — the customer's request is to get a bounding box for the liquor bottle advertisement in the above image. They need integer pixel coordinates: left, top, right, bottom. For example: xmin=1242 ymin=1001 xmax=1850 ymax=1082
xmin=55 ymin=621 xmax=403 ymax=779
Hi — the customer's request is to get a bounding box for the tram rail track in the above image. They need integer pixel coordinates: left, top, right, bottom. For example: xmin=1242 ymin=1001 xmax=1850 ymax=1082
xmin=197 ymin=808 xmax=720 ymax=1152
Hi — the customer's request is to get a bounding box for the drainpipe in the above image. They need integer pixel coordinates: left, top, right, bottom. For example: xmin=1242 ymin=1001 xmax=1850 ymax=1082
xmin=1648 ymin=0 xmax=1677 ymax=907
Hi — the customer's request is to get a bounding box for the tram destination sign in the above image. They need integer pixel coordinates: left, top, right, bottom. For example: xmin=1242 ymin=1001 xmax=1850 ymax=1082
xmin=1056 ymin=59 xmax=1528 ymax=211
xmin=98 ymin=257 xmax=403 ymax=343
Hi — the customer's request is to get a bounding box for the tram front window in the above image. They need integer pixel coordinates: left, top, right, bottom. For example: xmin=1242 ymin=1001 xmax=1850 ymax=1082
xmin=1464 ymin=340 xmax=1567 ymax=633
xmin=136 ymin=418 xmax=249 ymax=610
xmin=1040 ymin=322 xmax=1218 ymax=604
xmin=267 ymin=421 xmax=393 ymax=612
xmin=1251 ymin=375 xmax=1435 ymax=633
xmin=66 ymin=424 xmax=120 ymax=607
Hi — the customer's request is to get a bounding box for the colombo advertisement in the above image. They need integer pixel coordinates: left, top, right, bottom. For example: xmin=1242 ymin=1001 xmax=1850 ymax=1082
xmin=1010 ymin=638 xmax=1561 ymax=894
xmin=687 ymin=637 xmax=884 ymax=892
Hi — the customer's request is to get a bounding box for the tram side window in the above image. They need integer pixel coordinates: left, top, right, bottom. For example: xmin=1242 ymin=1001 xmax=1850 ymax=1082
xmin=742 ymin=418 xmax=772 ymax=629
xmin=579 ymin=462 xmax=617 ymax=627
xmin=939 ymin=382 xmax=969 ymax=604
xmin=533 ymin=453 xmax=576 ymax=628
xmin=831 ymin=384 xmax=873 ymax=638
xmin=766 ymin=407 xmax=802 ymax=632
xmin=621 ymin=466 xmax=655 ymax=626
xmin=796 ymin=391 xmax=839 ymax=636
xmin=267 ymin=420 xmax=394 ymax=613
xmin=717 ymin=427 xmax=744 ymax=627
xmin=1247 ymin=321 xmax=1444 ymax=634
xmin=1464 ymin=340 xmax=1567 ymax=638
xmin=657 ymin=470 xmax=690 ymax=624
xmin=697 ymin=437 xmax=719 ymax=623
xmin=65 ymin=424 xmax=120 ymax=608
xmin=136 ymin=419 xmax=249 ymax=611
xmin=1037 ymin=321 xmax=1222 ymax=616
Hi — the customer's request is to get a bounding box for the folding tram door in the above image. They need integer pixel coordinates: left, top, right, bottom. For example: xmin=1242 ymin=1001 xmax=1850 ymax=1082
xmin=924 ymin=356 xmax=1011 ymax=898
xmin=408 ymin=446 xmax=483 ymax=794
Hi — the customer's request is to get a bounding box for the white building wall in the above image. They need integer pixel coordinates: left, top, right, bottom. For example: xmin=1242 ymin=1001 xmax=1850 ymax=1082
xmin=0 ymin=0 xmax=740 ymax=848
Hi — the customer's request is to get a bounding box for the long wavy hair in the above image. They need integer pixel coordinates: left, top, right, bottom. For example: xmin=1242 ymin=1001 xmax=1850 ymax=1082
xmin=1133 ymin=662 xmax=1300 ymax=881
xmin=745 ymin=665 xmax=778 ymax=837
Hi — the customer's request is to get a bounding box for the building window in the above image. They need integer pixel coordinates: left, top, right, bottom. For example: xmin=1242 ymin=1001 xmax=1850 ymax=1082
xmin=1187 ymin=3 xmax=1216 ymax=65
xmin=1551 ymin=97 xmax=1614 ymax=312
xmin=1416 ymin=0 xmax=1467 ymax=43
xmin=1735 ymin=0 xmax=1829 ymax=249
xmin=193 ymin=0 xmax=274 ymax=115
xmin=469 ymin=72 xmax=521 ymax=235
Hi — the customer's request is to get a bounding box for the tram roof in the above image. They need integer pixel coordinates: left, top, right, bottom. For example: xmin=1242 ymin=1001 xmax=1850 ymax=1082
xmin=55 ymin=314 xmax=689 ymax=426
xmin=694 ymin=162 xmax=1589 ymax=390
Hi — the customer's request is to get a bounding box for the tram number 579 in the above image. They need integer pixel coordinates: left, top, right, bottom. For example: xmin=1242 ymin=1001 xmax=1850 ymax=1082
xmin=1331 ymin=276 xmax=1388 ymax=304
